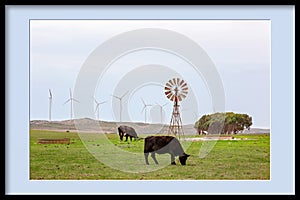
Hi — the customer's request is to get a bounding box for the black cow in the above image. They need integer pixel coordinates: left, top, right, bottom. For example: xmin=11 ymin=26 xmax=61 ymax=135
xmin=144 ymin=136 xmax=190 ymax=165
xmin=117 ymin=125 xmax=139 ymax=142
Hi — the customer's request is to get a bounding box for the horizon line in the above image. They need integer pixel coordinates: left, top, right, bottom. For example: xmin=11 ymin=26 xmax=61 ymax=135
xmin=29 ymin=117 xmax=270 ymax=130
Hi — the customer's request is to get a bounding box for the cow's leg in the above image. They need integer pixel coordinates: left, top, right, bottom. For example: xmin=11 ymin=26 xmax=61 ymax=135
xmin=125 ymin=135 xmax=128 ymax=142
xmin=144 ymin=152 xmax=150 ymax=165
xmin=171 ymin=154 xmax=176 ymax=165
xmin=118 ymin=128 xmax=124 ymax=141
xmin=151 ymin=153 xmax=159 ymax=164
xmin=130 ymin=136 xmax=133 ymax=141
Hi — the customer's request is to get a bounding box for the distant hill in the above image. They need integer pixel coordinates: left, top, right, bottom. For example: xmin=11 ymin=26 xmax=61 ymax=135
xmin=30 ymin=118 xmax=269 ymax=135
xmin=30 ymin=118 xmax=197 ymax=135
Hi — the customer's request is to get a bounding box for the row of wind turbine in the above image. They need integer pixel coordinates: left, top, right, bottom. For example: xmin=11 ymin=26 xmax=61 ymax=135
xmin=48 ymin=89 xmax=169 ymax=123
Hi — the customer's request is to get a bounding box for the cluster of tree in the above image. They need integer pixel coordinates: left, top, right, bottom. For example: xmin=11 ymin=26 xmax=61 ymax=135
xmin=194 ymin=112 xmax=252 ymax=135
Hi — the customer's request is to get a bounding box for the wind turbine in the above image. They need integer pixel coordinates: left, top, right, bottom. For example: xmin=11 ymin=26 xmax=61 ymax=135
xmin=141 ymin=98 xmax=153 ymax=123
xmin=111 ymin=91 xmax=128 ymax=122
xmin=49 ymin=89 xmax=52 ymax=121
xmin=94 ymin=98 xmax=107 ymax=120
xmin=155 ymin=102 xmax=168 ymax=124
xmin=63 ymin=88 xmax=79 ymax=120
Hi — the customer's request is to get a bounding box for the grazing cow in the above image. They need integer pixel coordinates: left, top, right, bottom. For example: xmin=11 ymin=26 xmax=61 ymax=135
xmin=144 ymin=136 xmax=190 ymax=165
xmin=117 ymin=125 xmax=139 ymax=142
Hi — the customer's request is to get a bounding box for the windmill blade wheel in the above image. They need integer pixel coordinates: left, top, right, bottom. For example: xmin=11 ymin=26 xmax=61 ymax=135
xmin=164 ymin=78 xmax=188 ymax=101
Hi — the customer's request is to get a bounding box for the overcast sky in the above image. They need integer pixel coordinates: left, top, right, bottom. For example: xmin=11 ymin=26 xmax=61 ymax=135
xmin=30 ymin=20 xmax=270 ymax=128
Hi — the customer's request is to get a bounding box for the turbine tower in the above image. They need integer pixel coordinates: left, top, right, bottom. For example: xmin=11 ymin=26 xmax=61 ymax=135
xmin=63 ymin=88 xmax=79 ymax=120
xmin=94 ymin=98 xmax=107 ymax=120
xmin=49 ymin=89 xmax=52 ymax=121
xmin=155 ymin=102 xmax=168 ymax=124
xmin=141 ymin=98 xmax=153 ymax=123
xmin=111 ymin=91 xmax=128 ymax=122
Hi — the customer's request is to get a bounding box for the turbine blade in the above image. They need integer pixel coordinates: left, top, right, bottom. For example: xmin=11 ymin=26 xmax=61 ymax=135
xmin=99 ymin=101 xmax=107 ymax=104
xmin=73 ymin=98 xmax=80 ymax=103
xmin=141 ymin=105 xmax=146 ymax=113
xmin=63 ymin=99 xmax=71 ymax=105
xmin=141 ymin=98 xmax=146 ymax=105
xmin=49 ymin=89 xmax=52 ymax=98
xmin=168 ymin=79 xmax=174 ymax=86
xmin=111 ymin=94 xmax=120 ymax=99
xmin=163 ymin=102 xmax=168 ymax=107
xmin=181 ymin=83 xmax=187 ymax=88
xmin=121 ymin=90 xmax=129 ymax=99
xmin=69 ymin=88 xmax=72 ymax=98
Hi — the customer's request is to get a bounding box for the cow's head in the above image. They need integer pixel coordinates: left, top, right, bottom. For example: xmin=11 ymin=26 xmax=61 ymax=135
xmin=179 ymin=153 xmax=190 ymax=165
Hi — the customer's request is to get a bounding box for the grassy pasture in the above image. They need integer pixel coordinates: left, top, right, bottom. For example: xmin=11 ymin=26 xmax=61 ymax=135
xmin=30 ymin=130 xmax=270 ymax=180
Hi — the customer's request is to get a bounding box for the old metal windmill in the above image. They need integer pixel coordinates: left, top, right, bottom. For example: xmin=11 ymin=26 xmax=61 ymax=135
xmin=164 ymin=78 xmax=188 ymax=139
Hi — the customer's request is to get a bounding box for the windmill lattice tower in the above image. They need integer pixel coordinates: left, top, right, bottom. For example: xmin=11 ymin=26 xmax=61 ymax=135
xmin=164 ymin=78 xmax=188 ymax=139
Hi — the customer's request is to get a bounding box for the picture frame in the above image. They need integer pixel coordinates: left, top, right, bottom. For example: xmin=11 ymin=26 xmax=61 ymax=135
xmin=5 ymin=5 xmax=295 ymax=195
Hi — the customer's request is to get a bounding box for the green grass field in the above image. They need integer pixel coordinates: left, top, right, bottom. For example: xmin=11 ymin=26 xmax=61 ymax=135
xmin=30 ymin=130 xmax=270 ymax=180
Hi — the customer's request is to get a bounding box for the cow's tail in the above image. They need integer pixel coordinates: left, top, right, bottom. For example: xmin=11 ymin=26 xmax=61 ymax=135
xmin=136 ymin=136 xmax=145 ymax=140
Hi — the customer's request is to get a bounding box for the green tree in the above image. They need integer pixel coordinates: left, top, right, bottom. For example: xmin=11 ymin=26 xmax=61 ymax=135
xmin=194 ymin=112 xmax=253 ymax=135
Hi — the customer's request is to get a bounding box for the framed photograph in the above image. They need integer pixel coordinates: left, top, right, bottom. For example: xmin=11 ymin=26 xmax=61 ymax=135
xmin=5 ymin=5 xmax=295 ymax=195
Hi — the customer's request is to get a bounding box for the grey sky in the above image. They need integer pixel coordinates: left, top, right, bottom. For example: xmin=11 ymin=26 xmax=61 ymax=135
xmin=30 ymin=20 xmax=270 ymax=128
